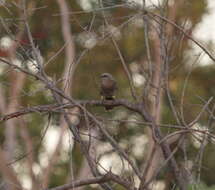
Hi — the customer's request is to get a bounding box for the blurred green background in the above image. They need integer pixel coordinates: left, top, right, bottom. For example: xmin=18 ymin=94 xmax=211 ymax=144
xmin=1 ymin=0 xmax=215 ymax=189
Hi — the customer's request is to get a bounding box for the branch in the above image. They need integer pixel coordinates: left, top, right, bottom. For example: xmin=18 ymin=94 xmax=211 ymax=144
xmin=45 ymin=175 xmax=111 ymax=190
xmin=45 ymin=172 xmax=134 ymax=190
xmin=145 ymin=10 xmax=215 ymax=62
xmin=56 ymin=0 xmax=76 ymax=94
xmin=0 ymin=99 xmax=150 ymax=122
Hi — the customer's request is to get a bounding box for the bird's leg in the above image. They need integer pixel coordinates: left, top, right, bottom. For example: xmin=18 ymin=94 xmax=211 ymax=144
xmin=101 ymin=95 xmax=106 ymax=106
xmin=101 ymin=96 xmax=109 ymax=111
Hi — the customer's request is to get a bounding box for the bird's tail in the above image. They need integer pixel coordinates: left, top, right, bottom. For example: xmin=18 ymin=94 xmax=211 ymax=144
xmin=105 ymin=105 xmax=114 ymax=111
xmin=105 ymin=96 xmax=114 ymax=110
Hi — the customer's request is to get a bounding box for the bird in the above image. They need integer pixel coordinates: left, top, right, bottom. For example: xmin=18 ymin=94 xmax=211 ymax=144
xmin=100 ymin=73 xmax=117 ymax=110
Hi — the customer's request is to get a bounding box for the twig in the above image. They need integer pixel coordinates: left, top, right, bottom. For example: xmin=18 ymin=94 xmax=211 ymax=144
xmin=145 ymin=10 xmax=215 ymax=62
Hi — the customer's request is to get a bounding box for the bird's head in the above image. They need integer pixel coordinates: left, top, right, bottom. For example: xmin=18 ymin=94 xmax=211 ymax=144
xmin=100 ymin=73 xmax=114 ymax=80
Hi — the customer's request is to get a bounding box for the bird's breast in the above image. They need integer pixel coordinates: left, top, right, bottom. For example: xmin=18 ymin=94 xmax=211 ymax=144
xmin=101 ymin=79 xmax=114 ymax=89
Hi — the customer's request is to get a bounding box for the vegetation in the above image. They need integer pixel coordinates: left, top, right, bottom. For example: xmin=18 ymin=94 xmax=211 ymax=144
xmin=0 ymin=0 xmax=215 ymax=190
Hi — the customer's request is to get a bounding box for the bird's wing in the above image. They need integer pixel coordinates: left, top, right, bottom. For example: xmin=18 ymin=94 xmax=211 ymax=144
xmin=113 ymin=80 xmax=118 ymax=91
xmin=100 ymin=85 xmax=105 ymax=95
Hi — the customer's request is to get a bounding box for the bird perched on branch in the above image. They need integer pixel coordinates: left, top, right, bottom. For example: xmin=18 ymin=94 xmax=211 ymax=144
xmin=100 ymin=73 xmax=117 ymax=110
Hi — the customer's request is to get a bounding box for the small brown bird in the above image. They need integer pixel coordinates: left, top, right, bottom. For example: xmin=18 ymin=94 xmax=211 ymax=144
xmin=100 ymin=73 xmax=117 ymax=110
